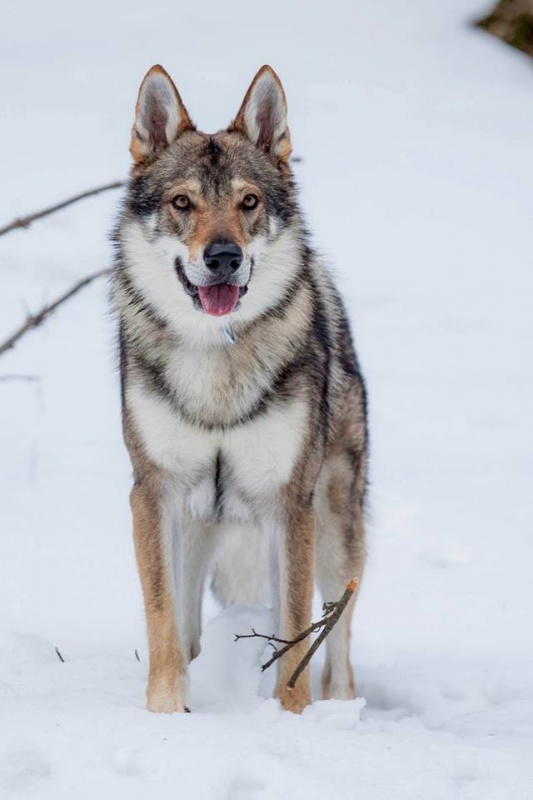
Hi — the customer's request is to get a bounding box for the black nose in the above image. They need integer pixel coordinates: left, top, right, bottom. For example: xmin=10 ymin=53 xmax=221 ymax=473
xmin=204 ymin=242 xmax=243 ymax=273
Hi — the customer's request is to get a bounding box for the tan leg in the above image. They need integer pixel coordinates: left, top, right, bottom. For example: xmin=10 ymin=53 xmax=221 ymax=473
xmin=274 ymin=505 xmax=315 ymax=714
xmin=130 ymin=483 xmax=187 ymax=713
xmin=316 ymin=474 xmax=365 ymax=701
xmin=320 ymin=595 xmax=357 ymax=701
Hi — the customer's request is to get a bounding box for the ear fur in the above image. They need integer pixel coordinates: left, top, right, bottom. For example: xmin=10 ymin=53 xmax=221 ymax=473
xmin=130 ymin=65 xmax=194 ymax=164
xmin=229 ymin=65 xmax=291 ymax=163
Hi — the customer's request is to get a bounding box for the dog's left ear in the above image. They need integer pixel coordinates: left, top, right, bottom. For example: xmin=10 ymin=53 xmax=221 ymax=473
xmin=229 ymin=66 xmax=291 ymax=164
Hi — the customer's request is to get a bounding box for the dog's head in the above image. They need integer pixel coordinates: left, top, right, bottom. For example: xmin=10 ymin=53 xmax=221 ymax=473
xmin=119 ymin=65 xmax=304 ymax=335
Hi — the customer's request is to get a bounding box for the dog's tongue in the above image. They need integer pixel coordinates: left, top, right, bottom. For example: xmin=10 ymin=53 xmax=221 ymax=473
xmin=198 ymin=284 xmax=240 ymax=316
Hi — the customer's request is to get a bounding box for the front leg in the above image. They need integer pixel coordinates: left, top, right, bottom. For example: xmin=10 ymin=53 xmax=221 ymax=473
xmin=274 ymin=501 xmax=316 ymax=714
xmin=130 ymin=482 xmax=187 ymax=713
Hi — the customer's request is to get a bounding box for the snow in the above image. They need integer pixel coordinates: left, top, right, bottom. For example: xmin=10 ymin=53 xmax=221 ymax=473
xmin=1 ymin=0 xmax=533 ymax=797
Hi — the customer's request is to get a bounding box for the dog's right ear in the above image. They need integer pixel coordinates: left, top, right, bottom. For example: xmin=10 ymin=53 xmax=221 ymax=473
xmin=130 ymin=65 xmax=194 ymax=164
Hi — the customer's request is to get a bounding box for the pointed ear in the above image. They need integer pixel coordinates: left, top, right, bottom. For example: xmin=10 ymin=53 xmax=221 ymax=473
xmin=130 ymin=65 xmax=194 ymax=164
xmin=229 ymin=66 xmax=291 ymax=164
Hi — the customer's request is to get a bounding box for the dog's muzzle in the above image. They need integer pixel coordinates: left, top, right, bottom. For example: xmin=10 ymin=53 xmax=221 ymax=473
xmin=175 ymin=245 xmax=250 ymax=317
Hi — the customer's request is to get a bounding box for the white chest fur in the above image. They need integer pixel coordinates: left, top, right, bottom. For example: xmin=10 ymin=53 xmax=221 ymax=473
xmin=127 ymin=380 xmax=307 ymax=522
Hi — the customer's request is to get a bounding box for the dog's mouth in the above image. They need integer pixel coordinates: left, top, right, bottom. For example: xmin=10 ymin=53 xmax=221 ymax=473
xmin=176 ymin=261 xmax=248 ymax=317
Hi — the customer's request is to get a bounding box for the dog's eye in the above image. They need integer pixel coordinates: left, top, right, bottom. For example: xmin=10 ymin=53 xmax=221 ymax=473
xmin=241 ymin=194 xmax=259 ymax=211
xmin=172 ymin=195 xmax=191 ymax=210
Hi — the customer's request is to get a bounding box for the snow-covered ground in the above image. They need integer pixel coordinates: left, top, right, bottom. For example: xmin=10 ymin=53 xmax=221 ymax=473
xmin=1 ymin=1 xmax=532 ymax=797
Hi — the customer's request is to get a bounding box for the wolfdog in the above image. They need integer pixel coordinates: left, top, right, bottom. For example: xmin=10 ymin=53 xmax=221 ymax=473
xmin=112 ymin=64 xmax=368 ymax=714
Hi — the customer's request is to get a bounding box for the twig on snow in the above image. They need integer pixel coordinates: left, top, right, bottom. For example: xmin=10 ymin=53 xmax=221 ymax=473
xmin=0 ymin=268 xmax=111 ymax=358
xmin=235 ymin=577 xmax=358 ymax=688
xmin=0 ymin=180 xmax=125 ymax=238
xmin=55 ymin=647 xmax=65 ymax=663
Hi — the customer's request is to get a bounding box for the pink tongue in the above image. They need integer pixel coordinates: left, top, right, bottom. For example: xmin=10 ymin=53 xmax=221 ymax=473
xmin=198 ymin=284 xmax=240 ymax=316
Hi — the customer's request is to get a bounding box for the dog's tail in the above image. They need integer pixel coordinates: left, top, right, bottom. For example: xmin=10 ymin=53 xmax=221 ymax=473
xmin=210 ymin=524 xmax=271 ymax=608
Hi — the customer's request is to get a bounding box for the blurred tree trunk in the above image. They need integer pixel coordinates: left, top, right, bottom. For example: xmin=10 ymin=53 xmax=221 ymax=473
xmin=477 ymin=0 xmax=533 ymax=55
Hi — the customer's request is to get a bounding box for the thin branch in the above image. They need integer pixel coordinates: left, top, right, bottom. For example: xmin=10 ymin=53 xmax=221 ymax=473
xmin=0 ymin=267 xmax=111 ymax=358
xmin=55 ymin=647 xmax=65 ymax=663
xmin=261 ymin=619 xmax=326 ymax=672
xmin=0 ymin=180 xmax=125 ymax=238
xmin=235 ymin=578 xmax=359 ymax=688
xmin=234 ymin=628 xmax=294 ymax=646
xmin=288 ymin=578 xmax=358 ymax=688
xmin=0 ymin=374 xmax=40 ymax=382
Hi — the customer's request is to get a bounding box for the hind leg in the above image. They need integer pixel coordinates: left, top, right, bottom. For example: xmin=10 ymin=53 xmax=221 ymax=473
xmin=315 ymin=459 xmax=366 ymax=700
xmin=174 ymin=519 xmax=216 ymax=663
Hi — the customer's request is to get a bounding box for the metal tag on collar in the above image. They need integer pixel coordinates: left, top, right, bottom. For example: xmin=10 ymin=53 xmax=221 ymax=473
xmin=223 ymin=323 xmax=235 ymax=346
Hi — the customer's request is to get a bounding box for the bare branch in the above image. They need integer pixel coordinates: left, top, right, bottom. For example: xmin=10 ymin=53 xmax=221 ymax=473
xmin=476 ymin=1 xmax=533 ymax=57
xmin=235 ymin=578 xmax=359 ymax=688
xmin=288 ymin=578 xmax=358 ymax=688
xmin=55 ymin=647 xmax=65 ymax=663
xmin=234 ymin=628 xmax=294 ymax=645
xmin=0 ymin=268 xmax=111 ymax=358
xmin=0 ymin=374 xmax=40 ymax=382
xmin=260 ymin=620 xmax=326 ymax=672
xmin=0 ymin=180 xmax=125 ymax=238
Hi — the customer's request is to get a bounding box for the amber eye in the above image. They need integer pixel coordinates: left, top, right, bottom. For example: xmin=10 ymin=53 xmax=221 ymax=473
xmin=172 ymin=194 xmax=191 ymax=210
xmin=241 ymin=194 xmax=259 ymax=210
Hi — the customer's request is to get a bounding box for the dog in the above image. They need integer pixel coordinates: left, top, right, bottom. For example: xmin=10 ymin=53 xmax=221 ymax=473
xmin=111 ymin=64 xmax=368 ymax=714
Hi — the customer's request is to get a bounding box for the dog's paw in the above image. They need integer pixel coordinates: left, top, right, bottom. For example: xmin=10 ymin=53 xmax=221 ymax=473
xmin=321 ymin=662 xmax=356 ymax=701
xmin=275 ymin=681 xmax=312 ymax=714
xmin=146 ymin=676 xmax=188 ymax=714
xmin=146 ymin=692 xmax=188 ymax=714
